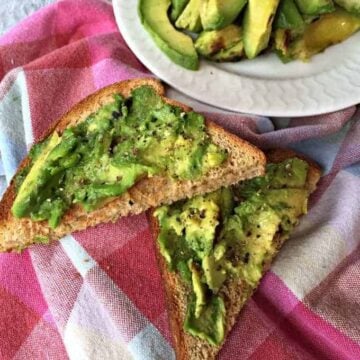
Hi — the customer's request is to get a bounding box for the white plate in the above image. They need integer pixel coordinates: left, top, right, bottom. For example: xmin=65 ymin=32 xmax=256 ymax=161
xmin=113 ymin=0 xmax=360 ymax=117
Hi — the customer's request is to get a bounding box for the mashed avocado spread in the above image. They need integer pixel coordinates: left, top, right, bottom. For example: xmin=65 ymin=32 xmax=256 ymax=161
xmin=154 ymin=158 xmax=310 ymax=345
xmin=12 ymin=86 xmax=227 ymax=228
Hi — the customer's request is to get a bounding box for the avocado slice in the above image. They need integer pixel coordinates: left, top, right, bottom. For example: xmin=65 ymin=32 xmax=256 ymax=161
xmin=294 ymin=0 xmax=335 ymax=15
xmin=200 ymin=0 xmax=248 ymax=30
xmin=181 ymin=196 xmax=220 ymax=259
xmin=288 ymin=8 xmax=360 ymax=61
xmin=184 ymin=295 xmax=225 ymax=346
xmin=266 ymin=158 xmax=309 ymax=189
xmin=175 ymin=0 xmax=202 ymax=33
xmin=202 ymin=249 xmax=227 ymax=293
xmin=171 ymin=0 xmax=190 ymax=21
xmin=265 ymin=188 xmax=309 ymax=231
xmin=275 ymin=0 xmax=305 ymax=29
xmin=189 ymin=260 xmax=207 ymax=318
xmin=243 ymin=0 xmax=281 ymax=59
xmin=139 ymin=0 xmax=199 ymax=70
xmin=12 ymin=133 xmax=61 ymax=218
xmin=334 ymin=0 xmax=360 ymax=14
xmin=195 ymin=25 xmax=244 ymax=62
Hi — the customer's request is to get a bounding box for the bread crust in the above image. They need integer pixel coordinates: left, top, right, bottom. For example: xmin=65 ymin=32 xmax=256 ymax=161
xmin=0 ymin=78 xmax=266 ymax=252
xmin=148 ymin=150 xmax=321 ymax=360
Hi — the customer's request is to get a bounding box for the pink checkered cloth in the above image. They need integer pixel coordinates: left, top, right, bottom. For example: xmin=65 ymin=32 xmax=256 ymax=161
xmin=0 ymin=1 xmax=359 ymax=359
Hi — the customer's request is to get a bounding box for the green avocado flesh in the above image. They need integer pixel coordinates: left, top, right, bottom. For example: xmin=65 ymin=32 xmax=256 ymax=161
xmin=139 ymin=0 xmax=199 ymax=70
xmin=200 ymin=0 xmax=248 ymax=31
xmin=294 ymin=0 xmax=335 ymax=15
xmin=141 ymin=0 xmax=359 ymax=68
xmin=335 ymin=0 xmax=360 ymax=14
xmin=175 ymin=0 xmax=202 ymax=33
xmin=243 ymin=0 xmax=281 ymax=59
xmin=195 ymin=25 xmax=244 ymax=62
xmin=155 ymin=157 xmax=311 ymax=345
xmin=12 ymin=85 xmax=226 ymax=229
xmin=171 ymin=0 xmax=190 ymax=21
xmin=277 ymin=8 xmax=360 ymax=61
xmin=275 ymin=0 xmax=305 ymax=29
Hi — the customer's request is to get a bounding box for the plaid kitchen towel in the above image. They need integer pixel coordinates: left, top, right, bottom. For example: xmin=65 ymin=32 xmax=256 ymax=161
xmin=0 ymin=0 xmax=359 ymax=359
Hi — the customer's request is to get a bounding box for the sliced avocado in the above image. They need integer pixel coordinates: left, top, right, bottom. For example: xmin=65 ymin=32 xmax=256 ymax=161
xmin=181 ymin=196 xmax=220 ymax=259
xmin=232 ymin=200 xmax=282 ymax=285
xmin=274 ymin=28 xmax=293 ymax=60
xmin=76 ymin=163 xmax=154 ymax=211
xmin=189 ymin=260 xmax=207 ymax=317
xmin=200 ymin=0 xmax=248 ymax=30
xmin=202 ymin=249 xmax=227 ymax=293
xmin=289 ymin=8 xmax=360 ymax=61
xmin=334 ymin=0 xmax=360 ymax=14
xmin=243 ymin=0 xmax=281 ymax=59
xmin=208 ymin=187 xmax=235 ymax=220
xmin=184 ymin=295 xmax=226 ymax=345
xmin=267 ymin=158 xmax=309 ymax=189
xmin=154 ymin=206 xmax=194 ymax=268
xmin=201 ymin=143 xmax=228 ymax=172
xmin=211 ymin=41 xmax=244 ymax=62
xmin=265 ymin=188 xmax=309 ymax=230
xmin=12 ymin=133 xmax=61 ymax=218
xmin=294 ymin=0 xmax=335 ymax=15
xmin=195 ymin=25 xmax=244 ymax=62
xmin=175 ymin=0 xmax=202 ymax=33
xmin=139 ymin=0 xmax=199 ymax=70
xmin=171 ymin=0 xmax=190 ymax=21
xmin=275 ymin=0 xmax=305 ymax=29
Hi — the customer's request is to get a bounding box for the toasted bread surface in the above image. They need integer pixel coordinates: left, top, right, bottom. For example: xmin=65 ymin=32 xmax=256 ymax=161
xmin=148 ymin=150 xmax=321 ymax=360
xmin=0 ymin=78 xmax=265 ymax=252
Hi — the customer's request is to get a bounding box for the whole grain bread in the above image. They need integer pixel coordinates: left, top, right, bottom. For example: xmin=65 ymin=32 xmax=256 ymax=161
xmin=0 ymin=78 xmax=266 ymax=252
xmin=148 ymin=149 xmax=321 ymax=360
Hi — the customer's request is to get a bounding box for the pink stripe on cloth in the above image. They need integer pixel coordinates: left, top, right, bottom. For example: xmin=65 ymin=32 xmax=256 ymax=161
xmin=0 ymin=0 xmax=117 ymax=77
xmin=73 ymin=214 xmax=149 ymax=262
xmin=219 ymin=272 xmax=360 ymax=359
xmin=0 ymin=251 xmax=48 ymax=318
xmin=12 ymin=315 xmax=69 ymax=360
xmin=0 ymin=286 xmax=42 ymax=360
xmin=26 ymin=65 xmax=96 ymax=140
xmin=99 ymin=228 xmax=167 ymax=327
xmin=252 ymin=276 xmax=360 ymax=360
xmin=304 ymin=245 xmax=360 ymax=344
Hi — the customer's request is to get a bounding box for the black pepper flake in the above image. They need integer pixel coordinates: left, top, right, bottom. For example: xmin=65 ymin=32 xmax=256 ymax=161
xmin=112 ymin=111 xmax=120 ymax=119
xmin=243 ymin=252 xmax=250 ymax=264
xmin=128 ymin=200 xmax=134 ymax=206
xmin=199 ymin=210 xmax=206 ymax=219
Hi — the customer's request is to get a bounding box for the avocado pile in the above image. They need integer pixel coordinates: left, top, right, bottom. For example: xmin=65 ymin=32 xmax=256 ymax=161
xmin=139 ymin=0 xmax=360 ymax=70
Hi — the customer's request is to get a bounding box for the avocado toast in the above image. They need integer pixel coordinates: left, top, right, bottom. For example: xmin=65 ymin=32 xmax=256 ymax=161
xmin=149 ymin=149 xmax=321 ymax=360
xmin=0 ymin=78 xmax=265 ymax=252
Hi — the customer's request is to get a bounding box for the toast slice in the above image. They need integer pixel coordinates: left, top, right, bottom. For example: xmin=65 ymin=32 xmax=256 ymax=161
xmin=148 ymin=149 xmax=321 ymax=360
xmin=0 ymin=78 xmax=265 ymax=252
